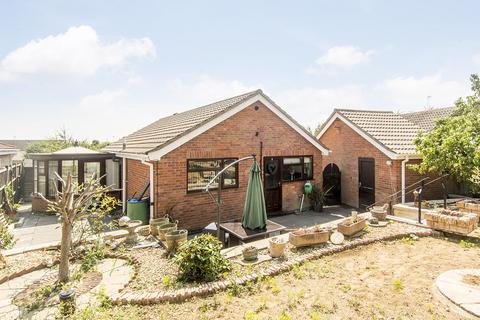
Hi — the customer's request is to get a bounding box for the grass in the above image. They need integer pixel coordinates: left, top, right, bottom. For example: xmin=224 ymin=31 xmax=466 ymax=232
xmin=459 ymin=239 xmax=477 ymax=249
xmin=392 ymin=279 xmax=403 ymax=291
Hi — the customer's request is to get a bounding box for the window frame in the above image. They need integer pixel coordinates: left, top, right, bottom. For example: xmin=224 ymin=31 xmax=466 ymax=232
xmin=281 ymin=155 xmax=314 ymax=182
xmin=186 ymin=158 xmax=239 ymax=193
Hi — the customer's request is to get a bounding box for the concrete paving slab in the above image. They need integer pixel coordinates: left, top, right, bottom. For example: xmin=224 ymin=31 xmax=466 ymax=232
xmin=436 ymin=269 xmax=480 ymax=317
xmin=269 ymin=205 xmax=354 ymax=229
xmin=463 ymin=303 xmax=480 ymax=316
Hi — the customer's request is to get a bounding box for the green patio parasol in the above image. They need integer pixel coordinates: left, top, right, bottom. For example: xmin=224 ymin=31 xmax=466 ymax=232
xmin=241 ymin=160 xmax=267 ymax=230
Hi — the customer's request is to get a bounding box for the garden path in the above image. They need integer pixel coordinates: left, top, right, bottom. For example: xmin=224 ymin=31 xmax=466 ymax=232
xmin=0 ymin=258 xmax=133 ymax=320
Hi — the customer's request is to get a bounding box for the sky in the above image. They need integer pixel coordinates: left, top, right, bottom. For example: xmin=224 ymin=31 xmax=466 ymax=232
xmin=0 ymin=0 xmax=479 ymax=142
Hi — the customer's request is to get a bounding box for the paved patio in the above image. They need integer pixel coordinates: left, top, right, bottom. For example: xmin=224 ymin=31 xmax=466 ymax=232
xmin=269 ymin=205 xmax=355 ymax=229
xmin=222 ymin=205 xmax=356 ymax=258
xmin=11 ymin=204 xmax=61 ymax=250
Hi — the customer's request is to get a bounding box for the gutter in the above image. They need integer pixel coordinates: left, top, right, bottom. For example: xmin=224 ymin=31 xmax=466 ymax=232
xmin=141 ymin=158 xmax=155 ymax=221
xmin=401 ymin=156 xmax=410 ymax=204
xmin=117 ymin=149 xmax=156 ymax=220
xmin=122 ymin=157 xmax=127 ymax=213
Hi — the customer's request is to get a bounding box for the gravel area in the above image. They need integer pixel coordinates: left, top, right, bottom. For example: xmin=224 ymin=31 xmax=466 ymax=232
xmin=123 ymin=221 xmax=427 ymax=292
xmin=1 ymin=250 xmax=59 ymax=278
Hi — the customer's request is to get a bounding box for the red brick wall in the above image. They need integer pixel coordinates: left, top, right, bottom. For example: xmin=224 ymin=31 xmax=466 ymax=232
xmin=126 ymin=159 xmax=150 ymax=199
xmin=152 ymin=102 xmax=323 ymax=231
xmin=319 ymin=118 xmax=450 ymax=208
xmin=320 ymin=118 xmax=401 ymax=208
xmin=403 ymin=160 xmax=446 ymax=202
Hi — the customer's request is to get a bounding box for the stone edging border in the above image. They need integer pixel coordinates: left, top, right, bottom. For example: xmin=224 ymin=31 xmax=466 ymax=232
xmin=105 ymin=252 xmax=140 ymax=294
xmin=110 ymin=229 xmax=436 ymax=305
xmin=0 ymin=251 xmax=137 ymax=288
xmin=0 ymin=259 xmax=60 ymax=285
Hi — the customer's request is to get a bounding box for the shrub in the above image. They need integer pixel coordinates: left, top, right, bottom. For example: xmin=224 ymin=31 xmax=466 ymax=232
xmin=80 ymin=243 xmax=106 ymax=273
xmin=0 ymin=224 xmax=16 ymax=249
xmin=174 ymin=234 xmax=231 ymax=282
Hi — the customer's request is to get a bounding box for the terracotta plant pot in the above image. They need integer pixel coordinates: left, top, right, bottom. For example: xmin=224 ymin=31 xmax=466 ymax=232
xmin=165 ymin=229 xmax=188 ymax=252
xmin=158 ymin=223 xmax=177 ymax=241
xmin=242 ymin=246 xmax=258 ymax=261
xmin=269 ymin=237 xmax=287 ymax=258
xmin=337 ymin=218 xmax=366 ymax=236
xmin=149 ymin=217 xmax=170 ymax=236
xmin=289 ymin=225 xmax=330 ymax=247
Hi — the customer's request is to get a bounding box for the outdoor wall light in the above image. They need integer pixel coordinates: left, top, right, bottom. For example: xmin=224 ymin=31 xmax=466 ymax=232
xmin=255 ymin=129 xmax=260 ymax=137
xmin=386 ymin=160 xmax=392 ymax=166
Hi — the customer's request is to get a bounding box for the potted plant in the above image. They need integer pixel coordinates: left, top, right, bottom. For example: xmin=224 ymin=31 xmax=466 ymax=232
xmin=242 ymin=246 xmax=258 ymax=261
xmin=165 ymin=229 xmax=188 ymax=252
xmin=337 ymin=211 xmax=366 ymax=236
xmin=289 ymin=225 xmax=331 ymax=247
xmin=308 ymin=184 xmax=332 ymax=212
xmin=3 ymin=182 xmax=20 ymax=220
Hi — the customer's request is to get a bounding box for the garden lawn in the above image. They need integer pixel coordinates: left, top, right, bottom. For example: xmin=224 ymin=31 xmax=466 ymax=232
xmin=73 ymin=236 xmax=480 ymax=319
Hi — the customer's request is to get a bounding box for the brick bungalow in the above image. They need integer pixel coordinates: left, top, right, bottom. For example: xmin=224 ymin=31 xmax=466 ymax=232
xmin=104 ymin=90 xmax=329 ymax=231
xmin=316 ymin=107 xmax=454 ymax=209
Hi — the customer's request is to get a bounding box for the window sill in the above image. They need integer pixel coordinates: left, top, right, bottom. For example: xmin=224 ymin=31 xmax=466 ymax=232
xmin=186 ymin=186 xmax=239 ymax=194
xmin=281 ymin=178 xmax=314 ymax=184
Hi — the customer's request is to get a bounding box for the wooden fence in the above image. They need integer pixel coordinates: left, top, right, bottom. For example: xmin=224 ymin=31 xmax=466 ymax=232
xmin=0 ymin=163 xmax=23 ymax=208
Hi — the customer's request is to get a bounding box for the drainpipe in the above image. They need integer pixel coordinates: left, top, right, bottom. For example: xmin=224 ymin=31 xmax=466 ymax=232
xmin=142 ymin=159 xmax=155 ymax=221
xmin=122 ymin=157 xmax=127 ymax=213
xmin=401 ymin=156 xmax=409 ymax=204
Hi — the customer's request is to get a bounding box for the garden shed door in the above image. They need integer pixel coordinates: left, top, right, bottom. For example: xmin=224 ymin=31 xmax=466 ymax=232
xmin=358 ymin=158 xmax=375 ymax=208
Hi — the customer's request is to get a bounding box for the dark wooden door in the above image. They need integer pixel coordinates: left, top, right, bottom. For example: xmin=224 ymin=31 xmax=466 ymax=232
xmin=358 ymin=158 xmax=375 ymax=208
xmin=264 ymin=157 xmax=282 ymax=213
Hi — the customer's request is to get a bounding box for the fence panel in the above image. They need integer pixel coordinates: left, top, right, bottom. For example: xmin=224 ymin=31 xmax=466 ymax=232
xmin=0 ymin=163 xmax=23 ymax=208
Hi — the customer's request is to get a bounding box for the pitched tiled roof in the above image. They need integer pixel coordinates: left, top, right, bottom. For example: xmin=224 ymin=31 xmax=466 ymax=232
xmin=336 ymin=109 xmax=422 ymax=155
xmin=105 ymin=90 xmax=329 ymax=156
xmin=320 ymin=107 xmax=454 ymax=157
xmin=103 ymin=90 xmax=263 ymax=154
xmin=0 ymin=140 xmax=49 ymax=150
xmin=0 ymin=142 xmax=18 ymax=150
xmin=402 ymin=107 xmax=454 ymax=131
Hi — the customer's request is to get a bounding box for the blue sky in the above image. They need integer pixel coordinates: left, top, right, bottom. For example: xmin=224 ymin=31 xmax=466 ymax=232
xmin=1 ymin=1 xmax=479 ymax=141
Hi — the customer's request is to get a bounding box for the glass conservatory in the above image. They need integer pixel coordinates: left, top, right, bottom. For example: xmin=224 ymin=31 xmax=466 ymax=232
xmin=29 ymin=146 xmax=121 ymax=198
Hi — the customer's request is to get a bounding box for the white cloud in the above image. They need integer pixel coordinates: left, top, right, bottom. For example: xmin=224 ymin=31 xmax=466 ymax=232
xmin=316 ymin=46 xmax=374 ymax=68
xmin=0 ymin=25 xmax=155 ymax=81
xmin=379 ymin=73 xmax=468 ymax=107
xmin=277 ymin=86 xmax=366 ymax=128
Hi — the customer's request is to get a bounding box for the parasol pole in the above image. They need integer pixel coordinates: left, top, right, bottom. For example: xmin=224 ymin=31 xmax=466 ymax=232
xmin=205 ymin=155 xmax=256 ymax=239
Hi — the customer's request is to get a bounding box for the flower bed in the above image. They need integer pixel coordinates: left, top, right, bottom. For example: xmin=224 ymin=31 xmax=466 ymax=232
xmin=425 ymin=209 xmax=478 ymax=235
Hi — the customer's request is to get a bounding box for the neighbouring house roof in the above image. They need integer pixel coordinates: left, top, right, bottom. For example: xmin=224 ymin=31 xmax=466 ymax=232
xmin=104 ymin=89 xmax=329 ymax=159
xmin=0 ymin=142 xmax=19 ymax=155
xmin=317 ymin=107 xmax=454 ymax=159
xmin=402 ymin=107 xmax=454 ymax=131
xmin=0 ymin=140 xmax=50 ymax=151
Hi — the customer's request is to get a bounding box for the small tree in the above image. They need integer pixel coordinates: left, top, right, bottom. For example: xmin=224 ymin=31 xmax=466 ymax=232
xmin=39 ymin=173 xmax=112 ymax=283
xmin=26 ymin=128 xmax=109 ymax=154
xmin=414 ymin=74 xmax=480 ymax=194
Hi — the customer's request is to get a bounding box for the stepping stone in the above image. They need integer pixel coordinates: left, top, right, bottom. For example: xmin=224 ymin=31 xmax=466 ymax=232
xmin=436 ymin=269 xmax=480 ymax=317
